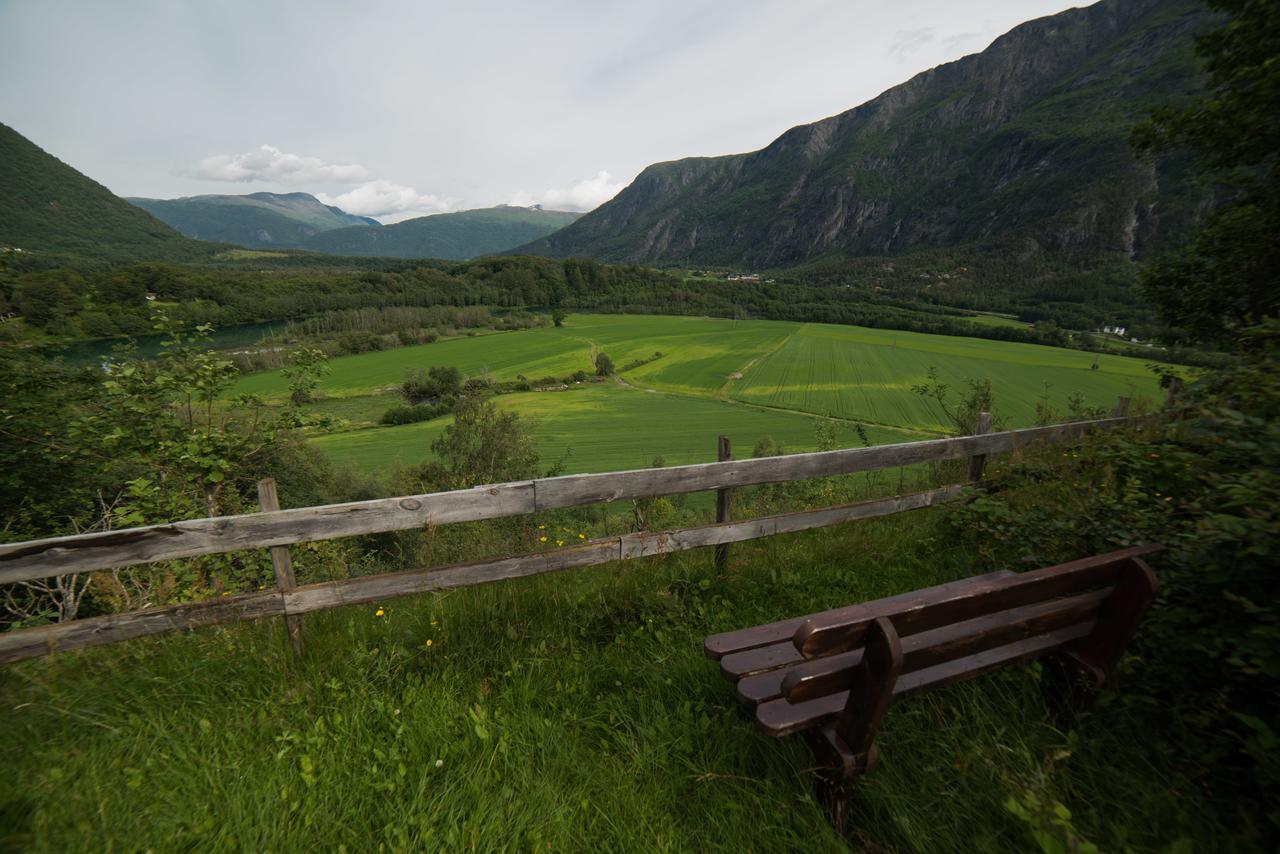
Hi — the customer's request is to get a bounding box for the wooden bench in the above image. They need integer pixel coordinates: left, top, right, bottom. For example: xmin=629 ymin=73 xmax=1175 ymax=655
xmin=703 ymin=544 xmax=1162 ymax=828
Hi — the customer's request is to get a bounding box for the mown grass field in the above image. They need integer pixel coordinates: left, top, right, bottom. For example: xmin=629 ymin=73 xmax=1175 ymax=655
xmin=0 ymin=504 xmax=1234 ymax=852
xmin=313 ymin=384 xmax=925 ymax=475
xmin=237 ymin=313 xmax=1166 ymax=475
xmin=730 ymin=323 xmax=1154 ymax=432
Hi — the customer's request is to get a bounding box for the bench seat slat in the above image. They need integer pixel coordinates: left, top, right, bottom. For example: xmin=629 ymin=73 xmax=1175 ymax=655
xmin=755 ymin=622 xmax=1095 ymax=737
xmin=735 ymin=589 xmax=1107 ymax=707
xmin=705 ymin=570 xmax=1016 ymax=662
xmin=783 ymin=588 xmax=1110 ymax=703
xmin=794 ymin=545 xmax=1162 ymax=659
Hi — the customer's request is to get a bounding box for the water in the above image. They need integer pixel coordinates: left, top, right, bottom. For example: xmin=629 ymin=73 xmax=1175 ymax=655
xmin=49 ymin=320 xmax=291 ymax=366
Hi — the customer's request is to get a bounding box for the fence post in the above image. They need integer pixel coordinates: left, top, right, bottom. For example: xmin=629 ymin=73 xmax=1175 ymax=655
xmin=715 ymin=435 xmax=733 ymax=573
xmin=257 ymin=478 xmax=304 ymax=658
xmin=1113 ymin=396 xmax=1130 ymax=418
xmin=1164 ymin=377 xmax=1182 ymax=408
xmin=967 ymin=412 xmax=993 ymax=483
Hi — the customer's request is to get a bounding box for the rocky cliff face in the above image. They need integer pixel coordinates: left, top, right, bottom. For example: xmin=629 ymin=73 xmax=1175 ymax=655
xmin=520 ymin=0 xmax=1210 ymax=270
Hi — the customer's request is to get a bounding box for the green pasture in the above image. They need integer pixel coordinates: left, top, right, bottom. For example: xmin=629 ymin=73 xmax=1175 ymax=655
xmin=235 ymin=315 xmax=796 ymax=399
xmin=238 ymin=313 xmax=1169 ymax=475
xmin=730 ymin=323 xmax=1157 ymax=432
xmin=312 ymin=384 xmax=925 ymax=476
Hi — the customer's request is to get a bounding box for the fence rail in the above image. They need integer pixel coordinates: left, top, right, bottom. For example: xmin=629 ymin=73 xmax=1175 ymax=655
xmin=0 ymin=409 xmax=1151 ymax=665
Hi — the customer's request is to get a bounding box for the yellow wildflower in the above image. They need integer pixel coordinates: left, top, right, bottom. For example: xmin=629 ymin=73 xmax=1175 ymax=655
xmin=578 ymin=533 xmax=585 ymax=539
xmin=375 ymin=608 xmax=385 ymax=617
xmin=426 ymin=639 xmax=434 ymax=647
xmin=539 ymin=536 xmax=547 ymax=543
xmin=556 ymin=539 xmax=564 ymax=546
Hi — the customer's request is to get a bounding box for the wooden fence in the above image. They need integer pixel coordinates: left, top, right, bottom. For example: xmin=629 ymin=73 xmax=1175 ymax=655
xmin=0 ymin=406 xmax=1149 ymax=665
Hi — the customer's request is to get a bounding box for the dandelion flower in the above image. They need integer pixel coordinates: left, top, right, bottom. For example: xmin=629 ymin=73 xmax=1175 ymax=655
xmin=426 ymin=639 xmax=434 ymax=647
xmin=538 ymin=524 xmax=545 ymax=530
xmin=578 ymin=533 xmax=585 ymax=539
xmin=539 ymin=536 xmax=547 ymax=543
xmin=375 ymin=609 xmax=385 ymax=617
xmin=556 ymin=539 xmax=564 ymax=546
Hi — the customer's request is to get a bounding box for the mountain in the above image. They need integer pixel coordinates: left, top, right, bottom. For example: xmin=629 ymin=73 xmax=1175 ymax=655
xmin=517 ymin=0 xmax=1211 ymax=275
xmin=0 ymin=123 xmax=206 ymax=261
xmin=302 ymin=206 xmax=582 ymax=260
xmin=127 ymin=192 xmax=378 ymax=249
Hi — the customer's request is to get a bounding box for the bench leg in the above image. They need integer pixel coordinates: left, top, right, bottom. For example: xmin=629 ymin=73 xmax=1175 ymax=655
xmin=1048 ymin=557 xmax=1158 ymax=711
xmin=806 ymin=616 xmax=902 ymax=832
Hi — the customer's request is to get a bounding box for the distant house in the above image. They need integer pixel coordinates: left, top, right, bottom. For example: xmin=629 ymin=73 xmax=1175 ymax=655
xmin=145 ymin=293 xmax=158 ymax=301
xmin=1102 ymin=324 xmax=1127 ymax=337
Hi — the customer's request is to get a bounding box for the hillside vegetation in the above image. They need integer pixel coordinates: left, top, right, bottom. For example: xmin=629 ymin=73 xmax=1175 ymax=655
xmin=0 ymin=123 xmax=210 ymax=262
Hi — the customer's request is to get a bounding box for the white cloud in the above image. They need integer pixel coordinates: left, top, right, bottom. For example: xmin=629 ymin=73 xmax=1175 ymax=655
xmin=508 ymin=170 xmax=627 ymax=212
xmin=316 ymin=180 xmax=456 ymax=222
xmin=190 ymin=144 xmax=370 ymax=184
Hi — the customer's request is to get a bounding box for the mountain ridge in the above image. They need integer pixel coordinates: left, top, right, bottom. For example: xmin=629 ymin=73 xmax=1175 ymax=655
xmin=302 ymin=205 xmax=581 ymax=260
xmin=515 ymin=0 xmax=1211 ymax=273
xmin=127 ymin=192 xmax=378 ymax=248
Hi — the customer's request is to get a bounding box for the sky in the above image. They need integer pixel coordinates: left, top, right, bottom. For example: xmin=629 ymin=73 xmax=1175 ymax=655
xmin=0 ymin=0 xmax=1081 ymax=223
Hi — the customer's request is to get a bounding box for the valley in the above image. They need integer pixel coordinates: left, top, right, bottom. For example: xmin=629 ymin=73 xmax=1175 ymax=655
xmin=230 ymin=313 xmax=1164 ymax=476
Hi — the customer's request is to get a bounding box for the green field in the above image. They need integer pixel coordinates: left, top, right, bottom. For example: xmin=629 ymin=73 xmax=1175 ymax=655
xmin=729 ymin=323 xmax=1154 ymax=432
xmin=313 ymin=384 xmax=925 ymax=475
xmin=238 ymin=314 xmax=1167 ymax=475
xmin=234 ymin=316 xmax=798 ymax=399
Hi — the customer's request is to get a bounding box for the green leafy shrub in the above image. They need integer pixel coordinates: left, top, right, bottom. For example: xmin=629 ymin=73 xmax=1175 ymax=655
xmin=944 ymin=322 xmax=1280 ymax=827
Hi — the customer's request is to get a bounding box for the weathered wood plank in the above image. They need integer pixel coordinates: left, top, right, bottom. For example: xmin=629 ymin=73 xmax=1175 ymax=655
xmin=0 ymin=590 xmax=284 ymax=665
xmin=781 ymin=589 xmax=1110 ymax=703
xmin=755 ymin=624 xmax=1095 ymax=737
xmin=714 ymin=435 xmax=733 ymax=573
xmin=257 ymin=478 xmax=304 ymax=657
xmin=534 ymin=416 xmax=1134 ymax=510
xmin=284 ymin=540 xmax=623 ymax=614
xmin=0 ymin=482 xmax=536 ymax=584
xmin=0 ymin=485 xmax=969 ymax=664
xmin=793 ymin=544 xmax=1164 ymax=658
xmin=0 ymin=415 xmax=1140 ymax=584
xmin=708 ymin=569 xmax=1016 ymax=665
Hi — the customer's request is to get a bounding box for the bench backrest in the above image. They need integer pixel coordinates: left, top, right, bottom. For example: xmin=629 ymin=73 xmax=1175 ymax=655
xmin=783 ymin=545 xmax=1161 ymax=704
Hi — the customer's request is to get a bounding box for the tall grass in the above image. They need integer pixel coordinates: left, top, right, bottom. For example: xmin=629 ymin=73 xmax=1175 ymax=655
xmin=0 ymin=507 xmax=1246 ymax=852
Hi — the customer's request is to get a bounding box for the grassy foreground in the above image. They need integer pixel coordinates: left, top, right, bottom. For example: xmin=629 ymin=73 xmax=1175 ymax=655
xmin=0 ymin=508 xmax=1230 ymax=851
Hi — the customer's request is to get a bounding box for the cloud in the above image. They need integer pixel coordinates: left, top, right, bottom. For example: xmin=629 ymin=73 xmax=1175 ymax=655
xmin=889 ymin=27 xmax=936 ymax=63
xmin=508 ymin=170 xmax=627 ymax=212
xmin=316 ymin=180 xmax=456 ymax=222
xmin=189 ymin=144 xmax=370 ymax=184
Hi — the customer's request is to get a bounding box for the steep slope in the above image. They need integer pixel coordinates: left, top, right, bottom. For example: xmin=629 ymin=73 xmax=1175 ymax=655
xmin=0 ymin=123 xmax=207 ymax=261
xmin=303 ymin=206 xmax=581 ymax=259
xmin=127 ymin=192 xmax=377 ymax=249
xmin=518 ymin=0 xmax=1210 ymax=271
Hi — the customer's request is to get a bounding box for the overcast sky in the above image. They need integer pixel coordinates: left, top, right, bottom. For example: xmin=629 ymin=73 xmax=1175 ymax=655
xmin=1 ymin=0 xmax=1080 ymax=223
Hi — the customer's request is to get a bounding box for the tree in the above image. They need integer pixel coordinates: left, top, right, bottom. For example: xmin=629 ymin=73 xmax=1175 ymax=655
xmin=1133 ymin=0 xmax=1280 ymax=346
xmin=417 ymin=394 xmax=539 ymax=490
xmin=595 ymin=352 xmax=614 ymax=376
xmin=402 ymin=365 xmax=462 ymax=404
xmin=551 ymin=309 xmax=567 ymax=327
xmin=281 ymin=346 xmax=329 ymax=406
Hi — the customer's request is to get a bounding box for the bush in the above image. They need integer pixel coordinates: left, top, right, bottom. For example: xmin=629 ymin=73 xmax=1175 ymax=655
xmin=402 ymin=365 xmax=462 ymax=404
xmin=944 ymin=322 xmax=1280 ymax=822
xmin=337 ymin=331 xmax=384 ymax=355
xmin=380 ymin=402 xmax=451 ymax=426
